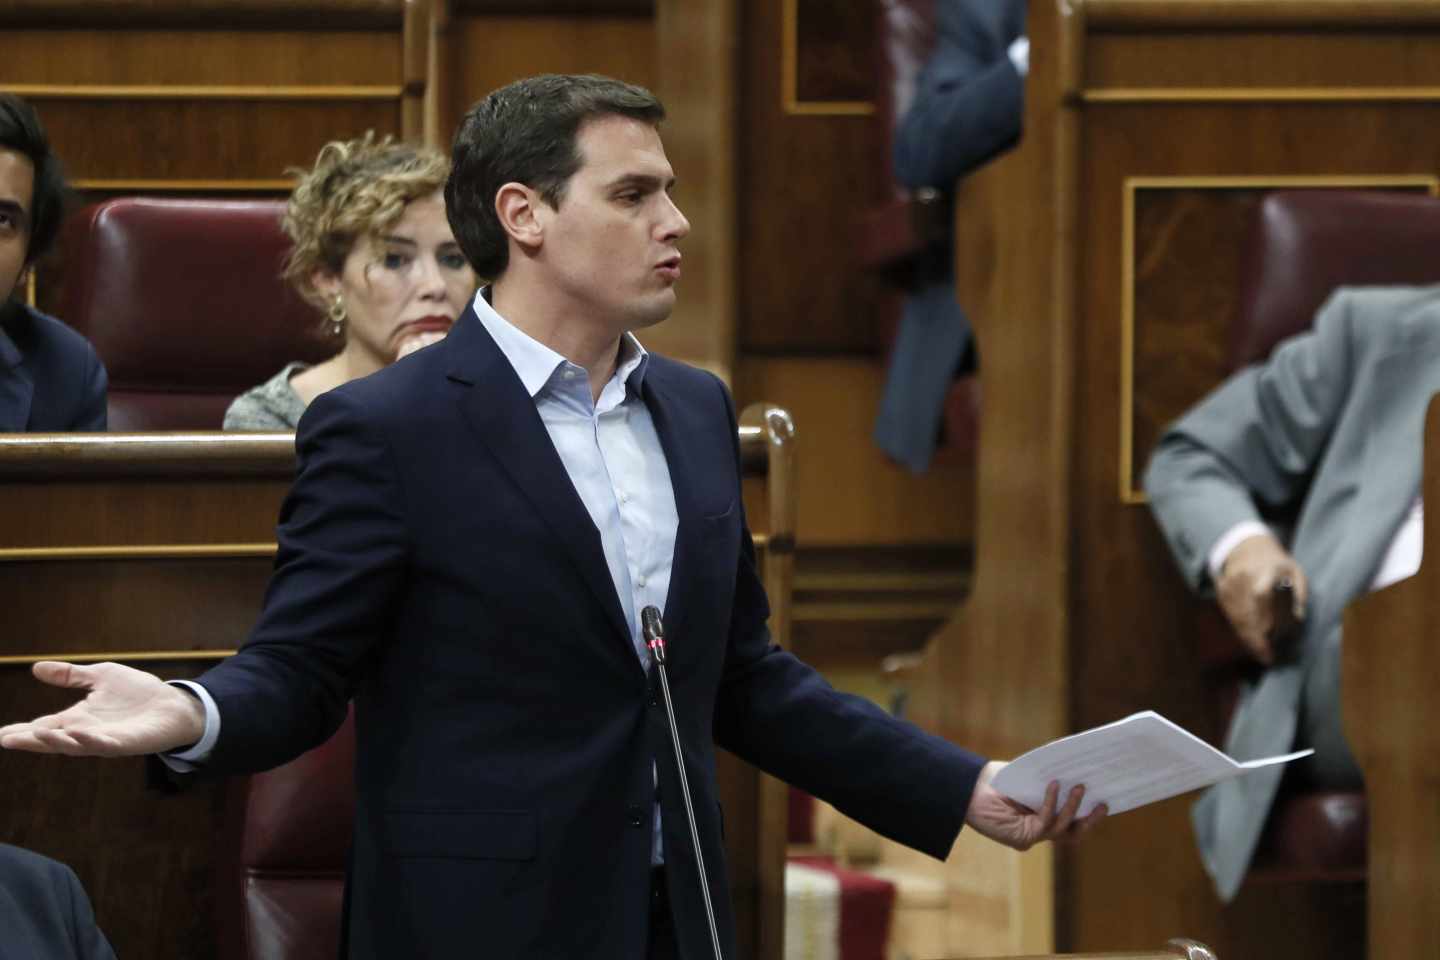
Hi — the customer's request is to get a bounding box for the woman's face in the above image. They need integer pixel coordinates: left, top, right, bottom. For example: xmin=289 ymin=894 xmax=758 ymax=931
xmin=319 ymin=190 xmax=476 ymax=364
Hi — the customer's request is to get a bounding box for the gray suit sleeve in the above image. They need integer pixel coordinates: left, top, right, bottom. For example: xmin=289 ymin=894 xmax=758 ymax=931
xmin=1143 ymin=289 xmax=1360 ymax=590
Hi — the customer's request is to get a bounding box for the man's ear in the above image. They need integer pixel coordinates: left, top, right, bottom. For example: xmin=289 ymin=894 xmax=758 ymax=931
xmin=494 ymin=182 xmax=545 ymax=256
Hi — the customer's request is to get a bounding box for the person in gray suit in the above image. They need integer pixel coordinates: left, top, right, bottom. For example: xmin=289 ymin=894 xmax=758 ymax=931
xmin=874 ymin=0 xmax=1027 ymax=472
xmin=1144 ymin=285 xmax=1440 ymax=900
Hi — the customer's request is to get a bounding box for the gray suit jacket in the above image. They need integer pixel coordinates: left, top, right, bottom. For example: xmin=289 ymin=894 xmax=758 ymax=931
xmin=1144 ymin=285 xmax=1440 ymax=900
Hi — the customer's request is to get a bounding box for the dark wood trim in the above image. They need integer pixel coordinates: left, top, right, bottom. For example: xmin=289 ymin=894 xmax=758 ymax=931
xmin=0 ymin=0 xmax=404 ymax=29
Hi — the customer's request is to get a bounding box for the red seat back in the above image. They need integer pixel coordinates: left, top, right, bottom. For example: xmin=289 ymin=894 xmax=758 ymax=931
xmin=57 ymin=197 xmax=333 ymax=430
xmin=218 ymin=709 xmax=355 ymax=960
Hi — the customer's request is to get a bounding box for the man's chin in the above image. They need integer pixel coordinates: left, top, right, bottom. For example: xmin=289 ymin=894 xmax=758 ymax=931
xmin=627 ymin=290 xmax=677 ymax=331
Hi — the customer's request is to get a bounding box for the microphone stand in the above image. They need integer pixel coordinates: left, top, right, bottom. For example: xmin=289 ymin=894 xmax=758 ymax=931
xmin=641 ymin=606 xmax=724 ymax=960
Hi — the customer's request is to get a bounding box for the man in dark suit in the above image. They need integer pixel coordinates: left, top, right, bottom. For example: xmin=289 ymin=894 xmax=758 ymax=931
xmin=0 ymin=93 xmax=107 ymax=432
xmin=1 ymin=75 xmax=1100 ymax=959
xmin=875 ymin=0 xmax=1027 ymax=471
xmin=0 ymin=844 xmax=116 ymax=960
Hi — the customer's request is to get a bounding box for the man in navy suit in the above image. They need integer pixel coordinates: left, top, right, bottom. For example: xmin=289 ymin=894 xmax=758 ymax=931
xmin=0 ymin=93 xmax=107 ymax=432
xmin=0 ymin=844 xmax=116 ymax=960
xmin=1 ymin=75 xmax=1100 ymax=959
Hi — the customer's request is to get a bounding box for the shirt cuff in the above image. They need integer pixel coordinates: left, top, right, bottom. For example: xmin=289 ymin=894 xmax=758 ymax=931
xmin=1007 ymin=36 xmax=1030 ymax=77
xmin=1206 ymin=520 xmax=1272 ymax=582
xmin=158 ymin=680 xmax=220 ymax=772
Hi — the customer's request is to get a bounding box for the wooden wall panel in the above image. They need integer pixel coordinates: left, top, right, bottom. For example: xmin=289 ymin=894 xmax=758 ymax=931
xmin=1088 ymin=30 xmax=1440 ymax=90
xmin=650 ymin=0 xmax=735 ymax=379
xmin=1 ymin=15 xmax=416 ymax=213
xmin=735 ymin=357 xmax=974 ymax=547
xmin=793 ymin=0 xmax=873 ymax=103
xmin=0 ymin=30 xmax=401 ymax=86
xmin=35 ymin=101 xmax=400 ymax=182
xmin=441 ymin=16 xmax=656 ymax=138
xmin=0 ymin=0 xmax=403 ymax=28
xmin=738 ymin=0 xmax=879 ymax=353
xmin=452 ymin=0 xmax=651 ymax=14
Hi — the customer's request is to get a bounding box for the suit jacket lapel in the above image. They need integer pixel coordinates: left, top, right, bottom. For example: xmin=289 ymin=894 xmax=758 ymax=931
xmin=444 ymin=306 xmax=634 ymax=651
xmin=0 ymin=325 xmax=32 ymax=432
xmin=1320 ymin=333 xmax=1440 ymax=623
xmin=640 ymin=363 xmax=699 ymax=646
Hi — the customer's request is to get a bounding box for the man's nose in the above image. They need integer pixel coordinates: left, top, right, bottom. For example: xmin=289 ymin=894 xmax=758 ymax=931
xmin=660 ymin=195 xmax=690 ymax=242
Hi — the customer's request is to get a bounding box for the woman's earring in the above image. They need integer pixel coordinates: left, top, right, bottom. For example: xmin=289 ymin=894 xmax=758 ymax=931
xmin=328 ymin=295 xmax=346 ymax=338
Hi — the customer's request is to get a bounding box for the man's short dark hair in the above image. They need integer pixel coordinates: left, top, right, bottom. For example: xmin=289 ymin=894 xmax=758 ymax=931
xmin=0 ymin=94 xmax=68 ymax=267
xmin=445 ymin=74 xmax=665 ymax=281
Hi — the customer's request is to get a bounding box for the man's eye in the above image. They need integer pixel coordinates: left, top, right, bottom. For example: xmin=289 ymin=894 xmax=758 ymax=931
xmin=616 ymin=192 xmax=641 ymax=205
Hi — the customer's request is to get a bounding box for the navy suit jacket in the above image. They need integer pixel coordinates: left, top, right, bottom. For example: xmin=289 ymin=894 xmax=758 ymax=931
xmin=0 ymin=302 xmax=107 ymax=433
xmin=876 ymin=0 xmax=1026 ymax=472
xmin=0 ymin=845 xmax=116 ymax=960
xmin=196 ymin=307 xmax=984 ymax=958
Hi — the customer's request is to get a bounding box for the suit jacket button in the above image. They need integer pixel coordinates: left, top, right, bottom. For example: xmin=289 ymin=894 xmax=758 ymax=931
xmin=627 ymin=805 xmax=646 ymax=828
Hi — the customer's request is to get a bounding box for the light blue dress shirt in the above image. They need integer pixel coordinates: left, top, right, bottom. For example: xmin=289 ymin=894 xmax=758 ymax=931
xmin=170 ymin=291 xmax=678 ymax=859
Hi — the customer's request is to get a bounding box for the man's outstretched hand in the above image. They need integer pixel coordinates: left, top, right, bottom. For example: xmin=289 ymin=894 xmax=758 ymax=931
xmin=0 ymin=661 xmax=205 ymax=757
xmin=965 ymin=760 xmax=1107 ymax=851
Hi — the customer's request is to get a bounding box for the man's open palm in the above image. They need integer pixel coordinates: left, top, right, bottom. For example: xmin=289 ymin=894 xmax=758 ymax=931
xmin=0 ymin=661 xmax=204 ymax=757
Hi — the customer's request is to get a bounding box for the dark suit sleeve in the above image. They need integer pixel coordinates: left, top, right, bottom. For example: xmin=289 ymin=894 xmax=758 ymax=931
xmin=707 ymin=378 xmax=985 ymax=860
xmin=893 ymin=31 xmax=1024 ymax=189
xmin=58 ymin=862 xmax=117 ymax=960
xmin=73 ymin=345 xmax=107 ymax=431
xmin=198 ymin=387 xmax=410 ymax=773
xmin=0 ymin=846 xmax=116 ymax=960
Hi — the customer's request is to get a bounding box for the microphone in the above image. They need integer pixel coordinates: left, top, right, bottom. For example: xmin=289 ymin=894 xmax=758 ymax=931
xmin=641 ymin=605 xmax=724 ymax=960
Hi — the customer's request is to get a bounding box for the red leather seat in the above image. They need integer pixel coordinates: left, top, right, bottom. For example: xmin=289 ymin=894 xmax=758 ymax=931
xmin=217 ymin=708 xmax=355 ymax=960
xmin=1214 ymin=188 xmax=1440 ymax=881
xmin=56 ymin=197 xmax=333 ymax=430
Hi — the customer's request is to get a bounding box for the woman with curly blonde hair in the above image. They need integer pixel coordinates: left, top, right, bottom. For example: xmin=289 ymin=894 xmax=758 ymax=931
xmin=224 ymin=133 xmax=476 ymax=429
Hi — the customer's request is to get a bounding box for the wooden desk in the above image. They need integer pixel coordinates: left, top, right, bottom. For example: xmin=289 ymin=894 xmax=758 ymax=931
xmin=0 ymin=412 xmax=793 ymax=960
xmin=1342 ymin=396 xmax=1440 ymax=960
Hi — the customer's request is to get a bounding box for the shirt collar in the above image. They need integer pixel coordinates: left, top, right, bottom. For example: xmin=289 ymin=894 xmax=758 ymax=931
xmin=470 ymin=288 xmax=649 ymax=399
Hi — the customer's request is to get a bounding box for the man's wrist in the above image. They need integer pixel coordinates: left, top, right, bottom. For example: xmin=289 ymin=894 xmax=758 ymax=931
xmin=1207 ymin=521 xmax=1271 ymax=581
xmin=164 ymin=680 xmax=220 ymax=763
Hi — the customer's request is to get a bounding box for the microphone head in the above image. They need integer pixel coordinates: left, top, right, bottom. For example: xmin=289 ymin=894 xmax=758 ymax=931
xmin=641 ymin=606 xmax=664 ymax=643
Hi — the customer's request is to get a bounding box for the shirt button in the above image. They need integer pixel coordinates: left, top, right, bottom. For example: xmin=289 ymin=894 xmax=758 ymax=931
xmin=637 ymin=575 xmax=648 ymax=587
xmin=627 ymin=804 xmax=646 ymax=828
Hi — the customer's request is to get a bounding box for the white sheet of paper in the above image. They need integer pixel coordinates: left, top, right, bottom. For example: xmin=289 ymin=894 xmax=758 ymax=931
xmin=990 ymin=710 xmax=1314 ymax=818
